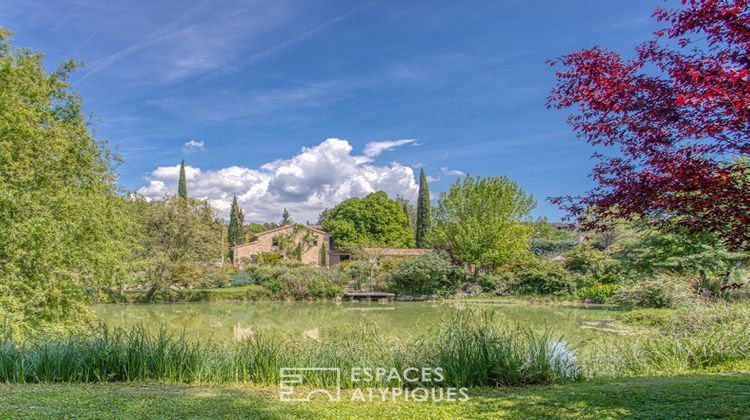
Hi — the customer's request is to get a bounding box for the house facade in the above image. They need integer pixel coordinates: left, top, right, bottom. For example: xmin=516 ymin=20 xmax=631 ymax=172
xmin=232 ymin=224 xmax=330 ymax=267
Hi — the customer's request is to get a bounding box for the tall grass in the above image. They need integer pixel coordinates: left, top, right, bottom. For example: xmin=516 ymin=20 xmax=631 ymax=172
xmin=583 ymin=302 xmax=750 ymax=376
xmin=0 ymin=310 xmax=578 ymax=387
xmin=4 ymin=304 xmax=746 ymax=387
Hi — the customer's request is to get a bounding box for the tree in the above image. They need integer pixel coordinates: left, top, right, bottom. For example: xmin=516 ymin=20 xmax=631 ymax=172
xmin=177 ymin=160 xmax=187 ymax=200
xmin=320 ymin=243 xmax=328 ymax=266
xmin=0 ymin=28 xmax=136 ymax=336
xmin=135 ymin=196 xmax=220 ymax=300
xmin=227 ymin=195 xmax=244 ymax=259
xmin=320 ymin=191 xmax=414 ymax=248
xmin=415 ymin=168 xmax=431 ymax=248
xmin=394 ymin=195 xmax=416 ymax=235
xmin=547 ymin=0 xmax=750 ymax=250
xmin=433 ymin=175 xmax=535 ymax=276
xmin=280 ymin=208 xmax=293 ymax=225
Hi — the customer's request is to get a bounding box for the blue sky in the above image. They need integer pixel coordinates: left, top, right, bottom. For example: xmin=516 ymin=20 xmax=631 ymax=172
xmin=1 ymin=0 xmax=676 ymax=222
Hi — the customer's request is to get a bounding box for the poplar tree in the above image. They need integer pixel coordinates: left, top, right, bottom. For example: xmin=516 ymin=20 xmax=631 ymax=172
xmin=177 ymin=160 xmax=187 ymax=199
xmin=415 ymin=168 xmax=431 ymax=248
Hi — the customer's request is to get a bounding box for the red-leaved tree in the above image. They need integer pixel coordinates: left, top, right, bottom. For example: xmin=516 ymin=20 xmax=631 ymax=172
xmin=548 ymin=0 xmax=749 ymax=250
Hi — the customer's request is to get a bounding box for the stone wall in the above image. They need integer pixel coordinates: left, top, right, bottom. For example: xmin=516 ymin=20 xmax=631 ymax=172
xmin=233 ymin=225 xmax=329 ymax=267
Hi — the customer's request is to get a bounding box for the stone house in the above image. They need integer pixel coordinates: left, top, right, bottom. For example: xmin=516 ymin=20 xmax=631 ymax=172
xmin=232 ymin=224 xmax=330 ymax=267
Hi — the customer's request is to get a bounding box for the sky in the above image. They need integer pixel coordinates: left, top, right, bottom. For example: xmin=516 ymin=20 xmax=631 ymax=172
xmin=1 ymin=0 xmax=678 ymax=223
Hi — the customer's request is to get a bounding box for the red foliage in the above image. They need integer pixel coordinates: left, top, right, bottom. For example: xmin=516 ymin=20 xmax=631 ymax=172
xmin=547 ymin=0 xmax=750 ymax=250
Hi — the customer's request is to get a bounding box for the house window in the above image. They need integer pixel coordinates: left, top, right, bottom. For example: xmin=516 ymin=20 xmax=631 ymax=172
xmin=271 ymin=238 xmax=279 ymax=247
xmin=311 ymin=240 xmax=318 ymax=246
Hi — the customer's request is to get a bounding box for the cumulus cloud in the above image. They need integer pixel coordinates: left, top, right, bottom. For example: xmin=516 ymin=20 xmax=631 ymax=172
xmin=137 ymin=138 xmax=419 ymax=222
xmin=362 ymin=139 xmax=417 ymax=158
xmin=182 ymin=139 xmax=205 ymax=153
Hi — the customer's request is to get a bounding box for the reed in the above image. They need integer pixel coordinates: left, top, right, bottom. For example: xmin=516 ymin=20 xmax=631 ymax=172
xmin=0 ymin=310 xmax=578 ymax=387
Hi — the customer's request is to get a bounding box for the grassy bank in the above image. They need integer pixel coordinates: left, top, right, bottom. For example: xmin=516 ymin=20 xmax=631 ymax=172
xmin=1 ymin=373 xmax=747 ymax=418
xmin=0 ymin=311 xmax=578 ymax=387
xmin=108 ymin=288 xmax=586 ymax=304
xmin=113 ymin=285 xmax=271 ymax=303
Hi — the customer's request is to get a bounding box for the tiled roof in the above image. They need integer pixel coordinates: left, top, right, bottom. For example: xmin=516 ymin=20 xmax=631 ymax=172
xmin=362 ymin=248 xmax=431 ymax=256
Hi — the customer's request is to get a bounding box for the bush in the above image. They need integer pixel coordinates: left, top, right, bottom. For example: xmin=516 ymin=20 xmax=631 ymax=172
xmin=611 ymin=274 xmax=694 ymax=308
xmin=229 ymin=271 xmax=255 ymax=287
xmin=530 ymin=239 xmax=578 ymax=257
xmin=576 ymin=283 xmax=618 ymax=303
xmin=342 ymin=260 xmax=374 ymax=288
xmin=512 ymin=259 xmax=575 ymax=295
xmin=387 ymin=252 xmax=465 ymax=295
xmin=229 ymin=265 xmax=347 ymax=300
xmin=478 ymin=272 xmax=519 ymax=296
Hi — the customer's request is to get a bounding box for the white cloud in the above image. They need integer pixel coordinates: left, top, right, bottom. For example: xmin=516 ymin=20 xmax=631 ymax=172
xmin=363 ymin=139 xmax=417 ymax=158
xmin=182 ymin=139 xmax=205 ymax=153
xmin=441 ymin=167 xmax=466 ymax=178
xmin=137 ymin=138 xmax=419 ymax=222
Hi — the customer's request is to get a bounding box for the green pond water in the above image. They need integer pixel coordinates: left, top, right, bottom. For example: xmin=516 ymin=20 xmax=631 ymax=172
xmin=94 ymin=301 xmax=626 ymax=343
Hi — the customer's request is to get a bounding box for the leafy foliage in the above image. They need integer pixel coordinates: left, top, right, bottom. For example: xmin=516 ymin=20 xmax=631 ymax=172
xmin=433 ymin=175 xmax=535 ymax=273
xmin=511 ymin=259 xmax=575 ymax=295
xmin=530 ymin=239 xmax=579 ymax=257
xmin=386 ymin=252 xmax=467 ymax=295
xmin=548 ymin=0 xmax=750 ymax=250
xmin=131 ymin=196 xmax=222 ymax=300
xmin=0 ymin=29 xmax=136 ymax=337
xmin=611 ymin=274 xmax=694 ymax=308
xmin=614 ymin=225 xmax=745 ymax=279
xmin=320 ymin=191 xmax=413 ymax=248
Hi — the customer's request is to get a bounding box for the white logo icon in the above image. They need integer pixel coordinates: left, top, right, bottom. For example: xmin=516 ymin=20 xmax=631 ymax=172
xmin=279 ymin=368 xmax=341 ymax=402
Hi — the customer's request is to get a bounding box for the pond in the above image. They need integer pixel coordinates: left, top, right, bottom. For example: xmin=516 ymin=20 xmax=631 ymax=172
xmin=94 ymin=301 xmax=626 ymax=343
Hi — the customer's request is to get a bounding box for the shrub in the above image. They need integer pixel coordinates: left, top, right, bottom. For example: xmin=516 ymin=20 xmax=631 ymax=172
xmin=611 ymin=274 xmax=694 ymax=308
xmin=478 ymin=272 xmax=519 ymax=295
xmin=229 ymin=271 xmax=255 ymax=287
xmin=512 ymin=259 xmax=575 ymax=295
xmin=342 ymin=260 xmax=374 ymax=288
xmin=563 ymin=245 xmax=607 ymax=274
xmin=576 ymin=283 xmax=618 ymax=303
xmin=564 ymin=245 xmax=621 ymax=284
xmin=530 ymin=239 xmax=578 ymax=257
xmin=387 ymin=252 xmax=464 ymax=295
xmin=230 ymin=265 xmax=348 ymax=300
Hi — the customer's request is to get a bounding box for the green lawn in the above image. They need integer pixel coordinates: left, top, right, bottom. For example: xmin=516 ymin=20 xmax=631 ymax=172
xmin=2 ymin=373 xmax=748 ymax=419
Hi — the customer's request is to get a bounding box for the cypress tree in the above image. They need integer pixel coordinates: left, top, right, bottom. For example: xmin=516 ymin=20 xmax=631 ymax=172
xmin=415 ymin=168 xmax=431 ymax=248
xmin=178 ymin=160 xmax=188 ymax=200
xmin=228 ymin=195 xmax=244 ymax=259
xmin=320 ymin=243 xmax=327 ymax=266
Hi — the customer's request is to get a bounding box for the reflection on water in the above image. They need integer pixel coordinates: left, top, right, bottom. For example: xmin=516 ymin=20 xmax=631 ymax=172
xmin=93 ymin=301 xmax=622 ymax=342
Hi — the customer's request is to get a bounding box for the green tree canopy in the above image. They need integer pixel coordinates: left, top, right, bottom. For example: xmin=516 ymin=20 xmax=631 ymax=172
xmin=133 ymin=195 xmax=221 ymax=300
xmin=433 ymin=175 xmax=535 ymax=274
xmin=0 ymin=28 xmax=136 ymax=336
xmin=320 ymin=191 xmax=414 ymax=248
